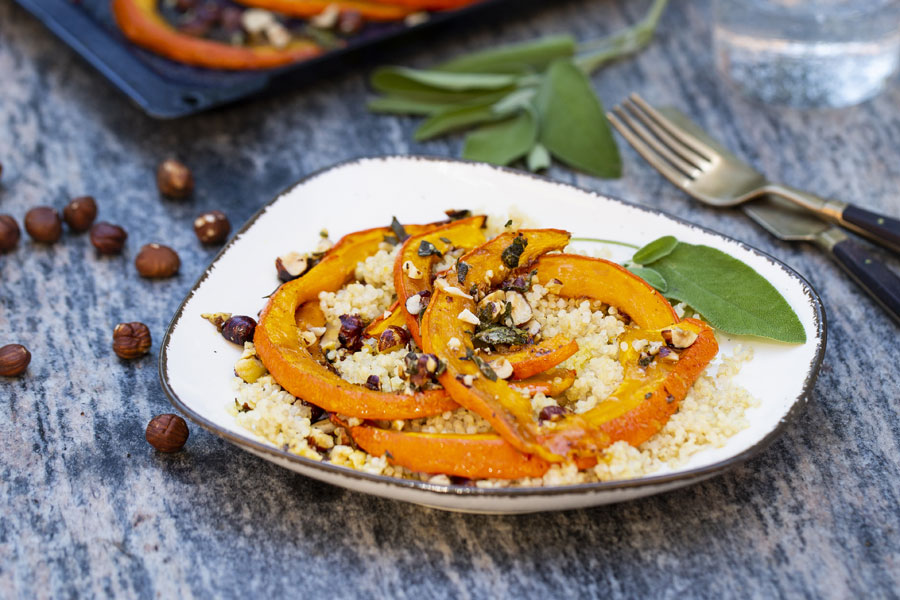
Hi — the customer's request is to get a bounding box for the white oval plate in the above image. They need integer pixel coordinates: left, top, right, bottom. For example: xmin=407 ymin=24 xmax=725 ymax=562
xmin=160 ymin=156 xmax=825 ymax=514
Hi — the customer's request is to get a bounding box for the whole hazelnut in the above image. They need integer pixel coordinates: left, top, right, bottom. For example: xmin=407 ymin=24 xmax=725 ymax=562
xmin=193 ymin=210 xmax=231 ymax=244
xmin=24 ymin=206 xmax=62 ymax=243
xmin=221 ymin=315 xmax=257 ymax=345
xmin=90 ymin=222 xmax=128 ymax=255
xmin=113 ymin=322 xmax=152 ymax=359
xmin=63 ymin=196 xmax=98 ymax=232
xmin=145 ymin=414 xmax=190 ymax=453
xmin=0 ymin=344 xmax=31 ymax=377
xmin=0 ymin=214 xmax=20 ymax=252
xmin=135 ymin=244 xmax=180 ymax=278
xmin=156 ymin=159 xmax=194 ymax=199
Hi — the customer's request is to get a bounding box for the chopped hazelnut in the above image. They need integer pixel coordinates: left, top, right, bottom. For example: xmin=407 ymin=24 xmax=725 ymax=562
xmin=457 ymin=308 xmax=480 ymax=325
xmin=662 ymin=326 xmax=699 ymax=349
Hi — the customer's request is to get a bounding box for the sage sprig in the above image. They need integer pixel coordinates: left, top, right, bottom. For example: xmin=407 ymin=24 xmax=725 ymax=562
xmin=629 ymin=237 xmax=807 ymax=343
xmin=367 ymin=0 xmax=668 ymax=177
xmin=575 ymin=235 xmax=807 ymax=343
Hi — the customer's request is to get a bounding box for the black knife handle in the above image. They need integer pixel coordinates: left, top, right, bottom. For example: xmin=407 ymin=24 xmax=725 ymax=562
xmin=831 ymin=239 xmax=900 ymax=324
xmin=841 ymin=205 xmax=900 ymax=255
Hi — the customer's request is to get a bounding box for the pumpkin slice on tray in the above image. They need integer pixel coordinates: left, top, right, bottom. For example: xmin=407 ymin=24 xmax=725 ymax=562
xmin=113 ymin=0 xmax=324 ymax=70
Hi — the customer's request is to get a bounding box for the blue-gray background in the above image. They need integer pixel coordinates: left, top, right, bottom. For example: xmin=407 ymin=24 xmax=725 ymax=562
xmin=2 ymin=1 xmax=899 ymax=597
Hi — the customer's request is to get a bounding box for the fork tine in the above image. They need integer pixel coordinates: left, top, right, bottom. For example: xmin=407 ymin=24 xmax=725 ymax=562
xmin=628 ymin=94 xmax=716 ymax=162
xmin=621 ymin=98 xmax=710 ymax=171
xmin=608 ymin=108 xmax=692 ymax=190
xmin=611 ymin=105 xmax=701 ymax=178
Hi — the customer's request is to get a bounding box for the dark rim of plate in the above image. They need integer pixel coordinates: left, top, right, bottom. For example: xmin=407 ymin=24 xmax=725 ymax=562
xmin=158 ymin=155 xmax=827 ymax=499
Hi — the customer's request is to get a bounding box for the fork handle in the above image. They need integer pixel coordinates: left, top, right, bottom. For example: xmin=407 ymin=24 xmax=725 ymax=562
xmin=827 ymin=238 xmax=900 ymax=325
xmin=768 ymin=185 xmax=900 ymax=255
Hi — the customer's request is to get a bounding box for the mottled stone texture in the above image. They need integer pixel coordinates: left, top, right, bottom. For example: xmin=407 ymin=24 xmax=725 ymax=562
xmin=1 ymin=1 xmax=899 ymax=598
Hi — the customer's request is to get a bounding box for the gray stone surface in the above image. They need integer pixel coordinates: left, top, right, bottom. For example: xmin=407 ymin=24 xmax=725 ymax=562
xmin=2 ymin=1 xmax=899 ymax=598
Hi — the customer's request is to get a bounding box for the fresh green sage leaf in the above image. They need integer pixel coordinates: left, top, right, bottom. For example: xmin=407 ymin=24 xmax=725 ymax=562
xmin=491 ymin=88 xmax=539 ymax=116
xmin=527 ymin=143 xmax=551 ymax=172
xmin=535 ymin=59 xmax=621 ymax=178
xmin=574 ymin=0 xmax=669 ymax=73
xmin=438 ymin=35 xmax=577 ymax=74
xmin=370 ymin=73 xmax=513 ymax=104
xmin=367 ymin=96 xmax=458 ymax=116
xmin=373 ymin=67 xmax=520 ymax=92
xmin=415 ymin=103 xmax=501 ymax=141
xmin=650 ymin=243 xmax=806 ymax=343
xmin=633 ymin=235 xmax=678 ymax=264
xmin=462 ymin=110 xmax=537 ymax=166
xmin=627 ymin=266 xmax=667 ymax=292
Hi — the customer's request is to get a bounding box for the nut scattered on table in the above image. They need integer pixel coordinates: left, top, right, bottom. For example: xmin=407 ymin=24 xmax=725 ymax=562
xmin=135 ymin=243 xmax=180 ymax=278
xmin=0 ymin=344 xmax=31 ymax=377
xmin=24 ymin=206 xmax=62 ymax=243
xmin=0 ymin=214 xmax=20 ymax=252
xmin=222 ymin=315 xmax=257 ymax=345
xmin=145 ymin=414 xmax=189 ymax=453
xmin=156 ymin=159 xmax=194 ymax=199
xmin=193 ymin=210 xmax=231 ymax=244
xmin=63 ymin=196 xmax=98 ymax=232
xmin=112 ymin=322 xmax=152 ymax=359
xmin=90 ymin=222 xmax=128 ymax=255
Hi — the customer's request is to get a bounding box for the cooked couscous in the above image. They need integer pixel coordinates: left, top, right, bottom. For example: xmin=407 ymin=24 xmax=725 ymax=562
xmin=221 ymin=212 xmax=758 ymax=487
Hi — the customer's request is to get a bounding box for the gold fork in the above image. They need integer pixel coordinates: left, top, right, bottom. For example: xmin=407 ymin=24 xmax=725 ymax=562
xmin=607 ymin=93 xmax=900 ymax=255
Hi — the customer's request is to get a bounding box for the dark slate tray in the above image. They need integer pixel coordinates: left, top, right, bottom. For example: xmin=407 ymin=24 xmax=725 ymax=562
xmin=14 ymin=0 xmax=522 ymax=118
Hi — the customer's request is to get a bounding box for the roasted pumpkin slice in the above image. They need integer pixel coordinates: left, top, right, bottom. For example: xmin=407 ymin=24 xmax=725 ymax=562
xmin=255 ymin=221 xmax=458 ymax=419
xmin=421 ymin=229 xmax=577 ymax=461
xmin=509 ymin=367 xmax=576 ymax=397
xmin=232 ymin=0 xmax=414 ymax=20
xmin=394 ymin=215 xmax=487 ymax=346
xmin=501 ymin=335 xmax=579 ymax=380
xmin=113 ymin=0 xmax=323 ymax=70
xmin=422 ymin=233 xmax=718 ymax=461
xmin=348 ymin=427 xmax=551 ymax=479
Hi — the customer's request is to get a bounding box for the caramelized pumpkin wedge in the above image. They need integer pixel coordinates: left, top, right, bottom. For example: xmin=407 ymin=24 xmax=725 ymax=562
xmin=255 ymin=221 xmax=458 ymax=419
xmin=421 ymin=229 xmax=577 ymax=461
xmin=363 ymin=300 xmax=405 ymax=337
xmin=502 ymin=335 xmax=579 ymax=380
xmin=349 ymin=427 xmax=551 ymax=479
xmin=509 ymin=367 xmax=576 ymax=397
xmin=395 ymin=215 xmax=487 ymax=346
xmin=113 ymin=0 xmax=322 ymax=70
xmin=422 ymin=233 xmax=718 ymax=461
xmin=232 ymin=0 xmax=414 ymax=20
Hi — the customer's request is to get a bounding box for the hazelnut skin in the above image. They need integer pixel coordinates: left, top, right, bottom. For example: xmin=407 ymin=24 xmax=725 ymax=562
xmin=222 ymin=315 xmax=257 ymax=345
xmin=193 ymin=210 xmax=231 ymax=244
xmin=135 ymin=244 xmax=180 ymax=278
xmin=0 ymin=344 xmax=31 ymax=377
xmin=112 ymin=322 xmax=152 ymax=359
xmin=156 ymin=159 xmax=194 ymax=199
xmin=0 ymin=214 xmax=20 ymax=252
xmin=145 ymin=414 xmax=189 ymax=453
xmin=24 ymin=207 xmax=62 ymax=243
xmin=90 ymin=222 xmax=128 ymax=255
xmin=63 ymin=196 xmax=98 ymax=232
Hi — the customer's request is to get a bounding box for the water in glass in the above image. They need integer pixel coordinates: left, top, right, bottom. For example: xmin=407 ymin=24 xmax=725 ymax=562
xmin=714 ymin=0 xmax=900 ymax=108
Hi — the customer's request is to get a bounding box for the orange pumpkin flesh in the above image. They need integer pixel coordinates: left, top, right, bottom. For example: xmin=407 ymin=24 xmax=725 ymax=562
xmin=394 ymin=215 xmax=487 ymax=346
xmin=254 ymin=222 xmax=458 ymax=419
xmin=112 ymin=0 xmax=323 ymax=70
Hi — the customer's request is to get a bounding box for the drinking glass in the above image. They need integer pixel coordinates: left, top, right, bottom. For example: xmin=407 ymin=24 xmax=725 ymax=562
xmin=713 ymin=0 xmax=900 ymax=108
